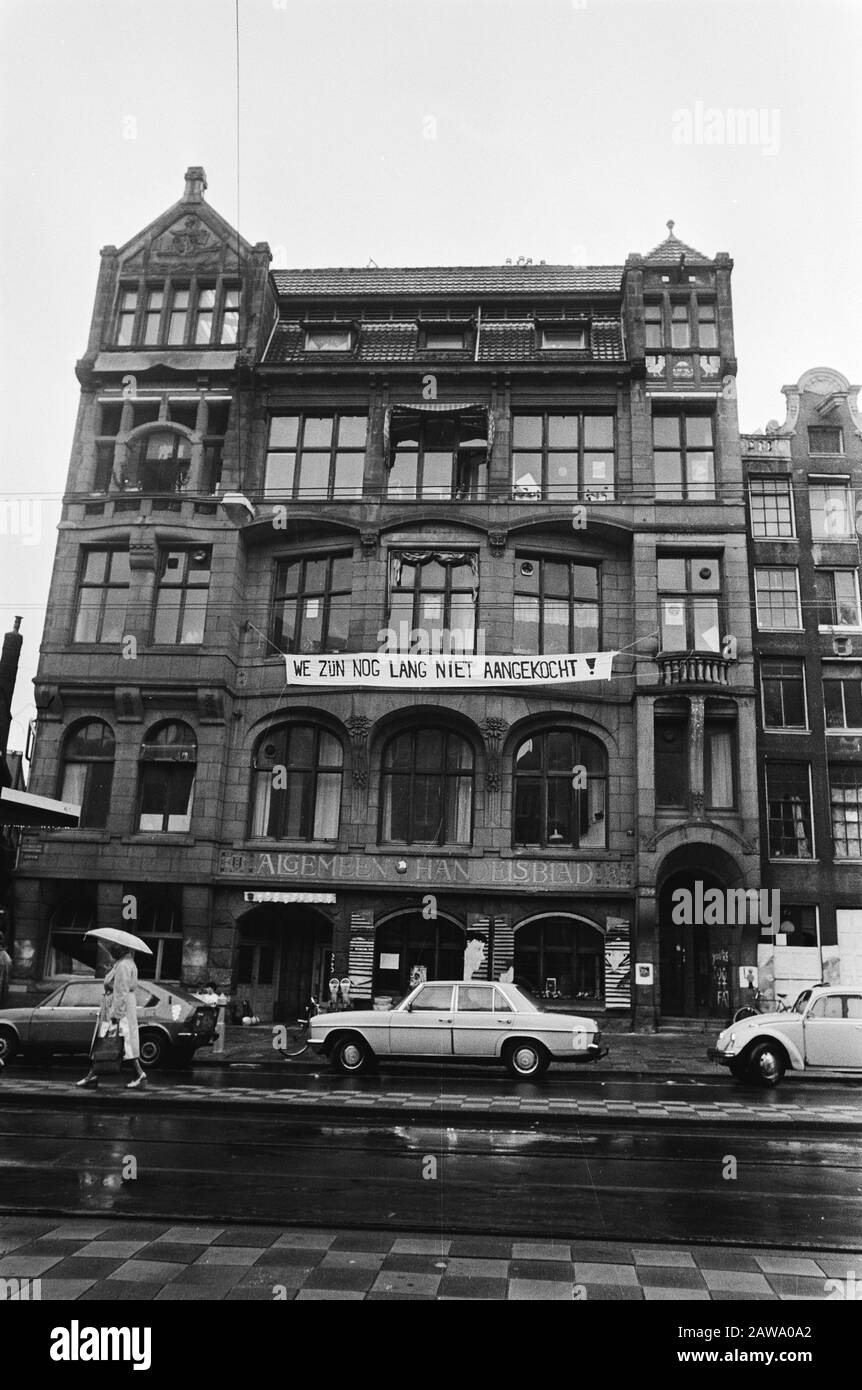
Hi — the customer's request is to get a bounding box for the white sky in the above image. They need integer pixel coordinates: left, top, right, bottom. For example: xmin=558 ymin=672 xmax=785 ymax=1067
xmin=1 ymin=0 xmax=860 ymax=749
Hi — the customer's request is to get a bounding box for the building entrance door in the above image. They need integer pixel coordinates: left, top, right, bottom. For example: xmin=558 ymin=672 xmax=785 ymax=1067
xmin=235 ymin=906 xmax=332 ymax=1024
xmin=658 ymin=870 xmax=727 ymax=1018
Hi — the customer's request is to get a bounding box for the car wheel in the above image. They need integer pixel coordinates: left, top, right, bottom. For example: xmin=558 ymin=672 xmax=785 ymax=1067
xmin=331 ymin=1035 xmax=372 ymax=1075
xmin=744 ymin=1041 xmax=786 ymax=1087
xmin=138 ymin=1031 xmax=170 ymax=1069
xmin=0 ymin=1028 xmax=18 ymax=1064
xmin=504 ymin=1040 xmax=549 ymax=1079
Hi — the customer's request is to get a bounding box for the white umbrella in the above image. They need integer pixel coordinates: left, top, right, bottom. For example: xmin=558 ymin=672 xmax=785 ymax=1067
xmin=84 ymin=927 xmax=153 ymax=955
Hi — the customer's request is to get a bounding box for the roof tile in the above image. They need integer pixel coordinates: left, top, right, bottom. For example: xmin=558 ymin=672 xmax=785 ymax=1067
xmin=271 ymin=264 xmax=623 ymax=296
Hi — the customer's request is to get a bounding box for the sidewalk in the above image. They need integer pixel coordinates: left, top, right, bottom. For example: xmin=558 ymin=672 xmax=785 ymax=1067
xmin=0 ymin=1214 xmax=855 ymax=1300
xmin=205 ymin=1023 xmax=722 ymax=1074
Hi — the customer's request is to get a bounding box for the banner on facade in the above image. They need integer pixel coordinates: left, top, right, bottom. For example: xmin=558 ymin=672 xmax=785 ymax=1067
xmin=283 ymin=650 xmax=616 ymax=689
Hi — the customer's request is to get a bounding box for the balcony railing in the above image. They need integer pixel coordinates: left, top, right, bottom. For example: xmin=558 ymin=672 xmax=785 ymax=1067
xmin=657 ymin=653 xmax=731 ymax=686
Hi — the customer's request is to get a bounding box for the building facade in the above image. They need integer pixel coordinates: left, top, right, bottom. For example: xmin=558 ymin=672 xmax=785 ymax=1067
xmin=743 ymin=368 xmax=862 ymax=1002
xmin=13 ymin=171 xmax=764 ymax=1024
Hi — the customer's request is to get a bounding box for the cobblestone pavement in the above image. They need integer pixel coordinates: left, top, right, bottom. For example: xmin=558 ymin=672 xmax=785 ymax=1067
xmin=3 ymin=1074 xmax=860 ymax=1126
xmin=0 ymin=1215 xmax=856 ymax=1300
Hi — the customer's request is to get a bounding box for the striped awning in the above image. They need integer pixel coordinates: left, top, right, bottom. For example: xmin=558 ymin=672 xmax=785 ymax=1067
xmin=383 ymin=402 xmax=494 ymax=462
xmin=242 ymin=891 xmax=336 ymax=905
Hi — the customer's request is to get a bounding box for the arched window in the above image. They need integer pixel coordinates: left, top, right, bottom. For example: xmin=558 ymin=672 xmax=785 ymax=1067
xmin=59 ymin=720 xmax=115 ymax=828
xmin=380 ymin=728 xmax=473 ymax=845
xmin=128 ymin=429 xmax=191 ymax=493
xmin=137 ymin=721 xmax=197 ymax=832
xmin=514 ymin=917 xmax=604 ymax=1001
xmin=513 ymin=728 xmax=607 ymax=849
xmin=250 ymin=725 xmax=343 ymax=841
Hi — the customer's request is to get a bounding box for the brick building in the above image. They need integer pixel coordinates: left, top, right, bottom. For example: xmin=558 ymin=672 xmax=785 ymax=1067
xmin=742 ymin=367 xmax=862 ymax=1001
xmin=13 ymin=171 xmax=763 ymax=1024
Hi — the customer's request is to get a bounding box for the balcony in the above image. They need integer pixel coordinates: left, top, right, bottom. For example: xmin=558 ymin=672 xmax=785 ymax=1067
xmin=657 ymin=653 xmax=731 ymax=687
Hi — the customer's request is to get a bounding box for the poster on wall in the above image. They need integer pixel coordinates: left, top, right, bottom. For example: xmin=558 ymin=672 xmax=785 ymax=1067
xmin=635 ymin=962 xmax=654 ymax=986
xmin=604 ymin=918 xmax=631 ymax=1009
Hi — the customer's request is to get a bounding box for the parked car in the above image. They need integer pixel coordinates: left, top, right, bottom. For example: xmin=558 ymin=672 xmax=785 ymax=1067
xmin=0 ymin=976 xmax=219 ymax=1069
xmin=708 ymin=985 xmax=862 ymax=1087
xmin=307 ymin=979 xmax=608 ymax=1078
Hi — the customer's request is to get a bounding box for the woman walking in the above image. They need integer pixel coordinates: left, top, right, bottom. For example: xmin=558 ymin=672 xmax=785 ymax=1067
xmin=77 ymin=944 xmax=147 ymax=1089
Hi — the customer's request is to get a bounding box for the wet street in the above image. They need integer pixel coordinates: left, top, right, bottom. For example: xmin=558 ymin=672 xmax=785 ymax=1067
xmin=1 ymin=1062 xmax=860 ymax=1251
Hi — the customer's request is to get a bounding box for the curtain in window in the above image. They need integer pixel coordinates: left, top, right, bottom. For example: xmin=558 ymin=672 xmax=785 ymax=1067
xmin=313 ymin=773 xmax=342 ymax=839
xmin=391 ymin=550 xmax=479 ymax=596
xmin=251 ymin=773 xmax=271 ymax=837
xmin=60 ymin=763 xmax=87 ymax=808
xmin=708 ymin=728 xmax=734 ymax=808
xmin=383 ymin=404 xmax=494 ymax=465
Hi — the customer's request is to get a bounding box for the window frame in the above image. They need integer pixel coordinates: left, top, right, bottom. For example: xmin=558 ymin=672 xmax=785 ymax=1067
xmin=808 ymin=476 xmax=854 ymax=540
xmin=72 ymin=546 xmax=131 ymax=645
xmin=513 ymin=553 xmax=601 ymax=655
xmin=512 ymin=727 xmax=608 ymax=851
xmin=760 ymin=658 xmax=809 ymax=732
xmin=704 ymin=710 xmax=738 ymax=811
xmin=815 ymin=568 xmax=862 ymax=629
xmin=654 ymin=704 xmax=689 ymax=810
xmin=151 ymin=546 xmax=212 ymax=646
xmin=249 ymin=723 xmax=344 ymax=843
xmin=808 ymin=425 xmax=844 ymax=456
xmin=652 ymin=409 xmax=716 ymax=502
xmin=264 ymin=412 xmax=368 ymax=501
xmin=388 ymin=410 xmax=490 ymax=502
xmin=511 ymin=410 xmax=616 ymax=503
xmin=657 ymin=554 xmax=723 ymax=654
xmin=387 ymin=551 xmax=478 ymax=655
xmin=136 ymin=721 xmax=197 ymax=835
xmin=58 ymin=719 xmax=116 ymax=829
xmin=765 ymin=762 xmax=815 ymax=862
xmin=749 ymin=475 xmax=796 ymax=539
xmin=270 ymin=551 xmax=353 ymax=655
xmin=829 ymin=764 xmax=862 ymax=860
xmin=754 ymin=566 xmax=802 ymax=632
xmin=823 ymin=667 xmax=862 ymax=732
xmin=379 ymin=727 xmax=475 ymax=848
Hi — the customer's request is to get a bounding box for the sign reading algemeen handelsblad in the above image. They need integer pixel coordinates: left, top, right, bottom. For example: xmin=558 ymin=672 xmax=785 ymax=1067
xmin=284 ymin=650 xmax=616 ymax=688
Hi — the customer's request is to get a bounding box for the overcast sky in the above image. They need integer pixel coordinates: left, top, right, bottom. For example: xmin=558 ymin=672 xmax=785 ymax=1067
xmin=1 ymin=0 xmax=860 ymax=752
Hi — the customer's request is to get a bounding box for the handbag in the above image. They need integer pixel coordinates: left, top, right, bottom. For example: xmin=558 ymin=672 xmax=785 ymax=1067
xmin=90 ymin=1019 xmax=123 ymax=1074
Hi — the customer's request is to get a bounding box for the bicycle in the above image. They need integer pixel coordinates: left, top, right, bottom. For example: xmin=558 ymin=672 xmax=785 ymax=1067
xmin=732 ymin=989 xmax=792 ymax=1023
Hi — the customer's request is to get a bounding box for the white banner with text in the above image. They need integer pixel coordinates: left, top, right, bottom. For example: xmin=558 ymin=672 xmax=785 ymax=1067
xmin=284 ymin=650 xmax=616 ymax=688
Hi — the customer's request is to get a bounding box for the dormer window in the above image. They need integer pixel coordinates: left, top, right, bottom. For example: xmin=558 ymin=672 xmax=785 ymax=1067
xmin=303 ymin=322 xmax=354 ymax=352
xmin=539 ymin=326 xmax=587 ymax=350
xmin=417 ymin=318 xmax=471 ymax=352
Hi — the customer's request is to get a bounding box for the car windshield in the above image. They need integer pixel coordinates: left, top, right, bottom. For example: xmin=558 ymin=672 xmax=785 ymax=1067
xmin=505 ymin=984 xmax=547 ymax=1013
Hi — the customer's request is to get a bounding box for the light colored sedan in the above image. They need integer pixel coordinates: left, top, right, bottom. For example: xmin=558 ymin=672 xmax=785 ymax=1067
xmin=307 ymin=979 xmax=608 ymax=1079
xmin=708 ymin=985 xmax=862 ymax=1086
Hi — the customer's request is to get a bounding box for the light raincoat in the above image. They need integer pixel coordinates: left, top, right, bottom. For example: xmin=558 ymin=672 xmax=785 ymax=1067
xmin=104 ymin=953 xmax=140 ymax=1060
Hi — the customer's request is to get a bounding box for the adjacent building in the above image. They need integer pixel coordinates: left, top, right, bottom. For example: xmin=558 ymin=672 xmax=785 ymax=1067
xmin=743 ymin=368 xmax=862 ymax=1001
xmin=12 ymin=170 xmax=765 ymax=1024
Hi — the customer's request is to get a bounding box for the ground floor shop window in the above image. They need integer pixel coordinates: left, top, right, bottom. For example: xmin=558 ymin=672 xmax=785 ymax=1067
xmin=47 ymin=899 xmax=98 ymax=975
xmin=513 ymin=917 xmax=604 ymax=1001
xmin=373 ymin=915 xmax=465 ymax=997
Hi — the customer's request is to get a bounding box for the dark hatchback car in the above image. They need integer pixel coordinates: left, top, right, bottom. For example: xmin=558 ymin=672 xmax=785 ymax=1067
xmin=0 ymin=977 xmax=218 ymax=1069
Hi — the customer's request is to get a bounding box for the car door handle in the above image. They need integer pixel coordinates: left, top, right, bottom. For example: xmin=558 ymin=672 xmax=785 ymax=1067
xmin=496 ymin=1017 xmax=512 ymax=1024
xmin=440 ymin=1017 xmax=453 ymax=1023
